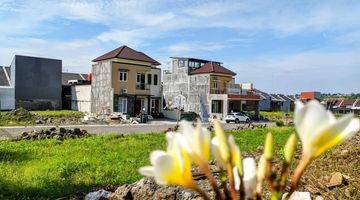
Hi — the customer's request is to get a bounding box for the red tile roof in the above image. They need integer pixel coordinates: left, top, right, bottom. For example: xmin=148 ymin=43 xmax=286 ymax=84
xmin=92 ymin=45 xmax=161 ymax=65
xmin=192 ymin=62 xmax=236 ymax=76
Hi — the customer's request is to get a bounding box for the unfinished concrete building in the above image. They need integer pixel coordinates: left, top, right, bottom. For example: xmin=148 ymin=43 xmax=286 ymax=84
xmin=91 ymin=45 xmax=162 ymax=116
xmin=163 ymin=57 xmax=261 ymax=120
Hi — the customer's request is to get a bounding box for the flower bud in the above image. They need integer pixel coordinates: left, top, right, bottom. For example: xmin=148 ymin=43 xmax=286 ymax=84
xmin=264 ymin=132 xmax=274 ymax=160
xmin=257 ymin=155 xmax=266 ymax=181
xmin=284 ymin=134 xmax=298 ymax=163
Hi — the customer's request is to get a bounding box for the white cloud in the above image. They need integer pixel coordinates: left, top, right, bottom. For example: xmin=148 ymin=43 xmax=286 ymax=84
xmin=227 ymin=50 xmax=360 ymax=93
xmin=168 ymin=42 xmax=226 ymax=55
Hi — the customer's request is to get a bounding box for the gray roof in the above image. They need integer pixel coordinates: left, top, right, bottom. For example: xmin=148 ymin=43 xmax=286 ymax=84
xmin=278 ymin=94 xmax=294 ymax=102
xmin=62 ymin=72 xmax=88 ymax=85
xmin=0 ymin=66 xmax=10 ymax=86
xmin=254 ymin=89 xmax=270 ymax=99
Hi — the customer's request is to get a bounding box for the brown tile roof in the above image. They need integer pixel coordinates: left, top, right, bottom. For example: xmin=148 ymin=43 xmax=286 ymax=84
xmin=228 ymin=94 xmax=261 ymax=101
xmin=341 ymin=99 xmax=356 ymax=107
xmin=92 ymin=45 xmax=161 ymax=65
xmin=192 ymin=62 xmax=236 ymax=76
xmin=354 ymin=99 xmax=360 ymax=107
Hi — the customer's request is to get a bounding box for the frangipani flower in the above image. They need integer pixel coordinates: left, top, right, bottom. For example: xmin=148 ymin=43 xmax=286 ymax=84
xmin=295 ymin=100 xmax=360 ymax=158
xmin=139 ymin=132 xmax=195 ymax=188
xmin=181 ymin=121 xmax=211 ymax=164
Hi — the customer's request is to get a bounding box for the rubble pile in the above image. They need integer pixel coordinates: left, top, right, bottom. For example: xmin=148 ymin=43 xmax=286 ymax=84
xmin=17 ymin=127 xmax=89 ymax=141
xmin=81 ymin=113 xmax=141 ymax=125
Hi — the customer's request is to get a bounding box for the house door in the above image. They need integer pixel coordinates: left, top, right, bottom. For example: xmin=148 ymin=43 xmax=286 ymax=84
xmin=135 ymin=99 xmax=142 ymax=115
xmin=151 ymin=99 xmax=159 ymax=114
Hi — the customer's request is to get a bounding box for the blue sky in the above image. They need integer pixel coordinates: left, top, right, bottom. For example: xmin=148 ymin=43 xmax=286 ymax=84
xmin=0 ymin=0 xmax=360 ymax=94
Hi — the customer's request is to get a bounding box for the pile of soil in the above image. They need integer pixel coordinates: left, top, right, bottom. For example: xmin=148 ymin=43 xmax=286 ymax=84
xmin=17 ymin=127 xmax=89 ymax=141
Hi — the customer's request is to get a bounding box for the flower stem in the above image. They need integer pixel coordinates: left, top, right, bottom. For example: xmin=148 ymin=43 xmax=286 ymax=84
xmin=193 ymin=185 xmax=211 ymax=200
xmin=226 ymin=164 xmax=238 ymax=200
xmin=200 ymin=163 xmax=224 ymax=200
xmin=287 ymin=155 xmax=312 ymax=198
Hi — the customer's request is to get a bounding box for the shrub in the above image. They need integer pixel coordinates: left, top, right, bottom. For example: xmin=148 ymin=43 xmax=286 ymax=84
xmin=275 ymin=120 xmax=285 ymax=127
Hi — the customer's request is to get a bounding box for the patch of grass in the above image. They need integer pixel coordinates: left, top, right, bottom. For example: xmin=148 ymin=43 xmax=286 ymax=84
xmin=0 ymin=110 xmax=84 ymax=126
xmin=0 ymin=127 xmax=294 ymax=199
xmin=260 ymin=111 xmax=293 ymax=121
xmin=30 ymin=110 xmax=84 ymax=118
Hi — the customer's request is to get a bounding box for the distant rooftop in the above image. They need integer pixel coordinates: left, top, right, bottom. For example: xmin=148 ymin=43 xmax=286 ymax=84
xmin=92 ymin=45 xmax=160 ymax=65
xmin=192 ymin=62 xmax=236 ymax=76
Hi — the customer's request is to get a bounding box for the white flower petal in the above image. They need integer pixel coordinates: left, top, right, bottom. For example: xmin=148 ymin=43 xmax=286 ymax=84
xmin=138 ymin=166 xmax=155 ymax=177
xmin=243 ymin=157 xmax=256 ymax=199
xmin=153 ymin=154 xmax=175 ymax=185
xmin=233 ymin=166 xmax=240 ymax=191
xmin=150 ymin=150 xmax=167 ymax=166
xmin=311 ymin=114 xmax=360 ymax=157
xmin=295 ymin=100 xmax=335 ymax=146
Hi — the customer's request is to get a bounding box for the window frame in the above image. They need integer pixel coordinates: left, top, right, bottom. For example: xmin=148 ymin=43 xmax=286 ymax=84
xmin=119 ymin=71 xmax=128 ymax=82
xmin=147 ymin=74 xmax=152 ymax=85
xmin=118 ymin=97 xmax=128 ymax=113
xmin=154 ymin=74 xmax=158 ymax=85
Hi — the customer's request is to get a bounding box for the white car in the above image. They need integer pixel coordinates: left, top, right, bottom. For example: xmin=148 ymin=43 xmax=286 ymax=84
xmin=225 ymin=112 xmax=250 ymax=123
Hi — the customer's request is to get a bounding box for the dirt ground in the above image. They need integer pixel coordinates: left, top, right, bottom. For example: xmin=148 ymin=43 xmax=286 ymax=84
xmin=297 ymin=133 xmax=360 ymax=199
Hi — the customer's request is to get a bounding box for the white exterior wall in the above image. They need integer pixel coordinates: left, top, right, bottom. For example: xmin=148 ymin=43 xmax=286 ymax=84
xmin=71 ymin=85 xmax=91 ymax=113
xmin=0 ymin=87 xmax=15 ymax=110
xmin=150 ymin=68 xmax=162 ymax=97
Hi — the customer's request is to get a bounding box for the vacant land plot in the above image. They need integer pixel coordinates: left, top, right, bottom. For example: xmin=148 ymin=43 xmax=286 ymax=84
xmin=0 ymin=127 xmax=293 ymax=199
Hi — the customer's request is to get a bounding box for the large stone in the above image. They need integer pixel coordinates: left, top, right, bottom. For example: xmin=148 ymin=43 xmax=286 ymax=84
xmin=110 ymin=177 xmax=217 ymax=200
xmin=327 ymin=172 xmax=343 ymax=188
xmin=282 ymin=191 xmax=311 ymax=200
xmin=85 ymin=189 xmax=112 ymax=200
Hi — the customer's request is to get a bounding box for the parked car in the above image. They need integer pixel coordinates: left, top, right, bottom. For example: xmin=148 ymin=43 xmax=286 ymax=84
xmin=225 ymin=112 xmax=251 ymax=123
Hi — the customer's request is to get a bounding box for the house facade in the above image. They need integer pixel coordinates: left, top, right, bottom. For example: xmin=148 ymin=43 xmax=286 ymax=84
xmin=163 ymin=57 xmax=261 ymax=119
xmin=0 ymin=66 xmax=14 ymax=110
xmin=0 ymin=55 xmax=62 ymax=110
xmin=91 ymin=45 xmax=162 ymax=116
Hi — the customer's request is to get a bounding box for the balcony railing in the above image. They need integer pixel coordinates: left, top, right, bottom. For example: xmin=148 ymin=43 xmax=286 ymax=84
xmin=210 ymin=83 xmax=256 ymax=95
xmin=136 ymin=83 xmax=150 ymax=90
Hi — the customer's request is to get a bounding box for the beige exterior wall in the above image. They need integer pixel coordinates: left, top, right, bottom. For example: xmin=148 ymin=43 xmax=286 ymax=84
xmin=111 ymin=61 xmax=152 ymax=95
xmin=210 ymin=74 xmax=234 ymax=93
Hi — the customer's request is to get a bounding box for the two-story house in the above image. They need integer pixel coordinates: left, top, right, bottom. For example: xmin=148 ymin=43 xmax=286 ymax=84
xmin=91 ymin=45 xmax=162 ymax=116
xmin=163 ymin=57 xmax=261 ymax=119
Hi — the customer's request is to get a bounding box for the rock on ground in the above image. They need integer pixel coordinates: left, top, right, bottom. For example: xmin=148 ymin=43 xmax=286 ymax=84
xmin=110 ymin=177 xmax=215 ymax=200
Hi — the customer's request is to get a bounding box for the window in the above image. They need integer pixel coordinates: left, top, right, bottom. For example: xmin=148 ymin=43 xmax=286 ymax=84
xmin=212 ymin=82 xmax=218 ymax=89
xmin=119 ymin=72 xmax=127 ymax=81
xmin=147 ymin=74 xmax=152 ymax=84
xmin=189 ymin=61 xmax=194 ymax=67
xmin=118 ymin=98 xmax=128 ymax=113
xmin=179 ymin=60 xmax=184 ymax=67
xmin=212 ymin=100 xmax=223 ymax=113
xmin=154 ymin=74 xmax=158 ymax=85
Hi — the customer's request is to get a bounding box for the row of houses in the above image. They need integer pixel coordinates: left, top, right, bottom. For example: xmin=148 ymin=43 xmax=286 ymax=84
xmin=0 ymin=45 xmax=331 ymax=120
xmin=325 ymin=98 xmax=360 ymax=114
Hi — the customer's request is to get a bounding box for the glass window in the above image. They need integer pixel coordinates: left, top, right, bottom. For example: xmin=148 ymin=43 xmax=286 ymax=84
xmin=119 ymin=72 xmax=127 ymax=81
xmin=118 ymin=98 xmax=128 ymax=113
xmin=147 ymin=74 xmax=152 ymax=84
xmin=212 ymin=100 xmax=223 ymax=113
xmin=179 ymin=60 xmax=184 ymax=67
xmin=154 ymin=74 xmax=158 ymax=85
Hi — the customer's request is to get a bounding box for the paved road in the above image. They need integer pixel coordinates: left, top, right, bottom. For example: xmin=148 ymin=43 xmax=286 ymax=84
xmin=0 ymin=121 xmax=272 ymax=140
